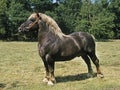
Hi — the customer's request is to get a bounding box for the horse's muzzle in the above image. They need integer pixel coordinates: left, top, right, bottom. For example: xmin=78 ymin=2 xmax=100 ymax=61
xmin=18 ymin=27 xmax=22 ymax=32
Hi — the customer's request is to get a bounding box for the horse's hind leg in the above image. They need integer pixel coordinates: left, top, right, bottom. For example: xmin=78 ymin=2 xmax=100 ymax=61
xmin=81 ymin=55 xmax=94 ymax=78
xmin=88 ymin=52 xmax=104 ymax=78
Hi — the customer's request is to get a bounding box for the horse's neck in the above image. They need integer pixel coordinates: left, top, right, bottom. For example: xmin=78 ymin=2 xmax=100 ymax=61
xmin=38 ymin=30 xmax=57 ymax=44
xmin=38 ymin=24 xmax=48 ymax=41
xmin=38 ymin=30 xmax=47 ymax=42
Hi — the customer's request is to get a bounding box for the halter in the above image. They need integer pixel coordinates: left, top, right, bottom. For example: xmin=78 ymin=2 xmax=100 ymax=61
xmin=26 ymin=13 xmax=41 ymax=30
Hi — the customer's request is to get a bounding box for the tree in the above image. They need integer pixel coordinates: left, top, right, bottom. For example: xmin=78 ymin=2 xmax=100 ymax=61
xmin=0 ymin=0 xmax=119 ymax=40
xmin=0 ymin=0 xmax=7 ymax=39
xmin=75 ymin=0 xmax=114 ymax=39
xmin=89 ymin=0 xmax=114 ymax=39
xmin=29 ymin=0 xmax=53 ymax=12
xmin=5 ymin=0 xmax=30 ymax=40
xmin=75 ymin=0 xmax=91 ymax=32
xmin=55 ymin=0 xmax=82 ymax=34
xmin=108 ymin=0 xmax=120 ymax=38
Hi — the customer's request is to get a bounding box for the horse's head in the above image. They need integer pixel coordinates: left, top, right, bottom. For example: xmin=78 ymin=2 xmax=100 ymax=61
xmin=18 ymin=13 xmax=41 ymax=32
xmin=18 ymin=12 xmax=65 ymax=39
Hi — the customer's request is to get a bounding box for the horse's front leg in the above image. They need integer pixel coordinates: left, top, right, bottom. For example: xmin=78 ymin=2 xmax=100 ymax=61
xmin=42 ymin=59 xmax=49 ymax=83
xmin=46 ymin=54 xmax=56 ymax=85
xmin=40 ymin=56 xmax=49 ymax=83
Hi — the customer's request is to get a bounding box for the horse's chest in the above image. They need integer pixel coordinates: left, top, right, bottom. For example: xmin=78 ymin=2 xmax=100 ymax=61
xmin=38 ymin=43 xmax=49 ymax=57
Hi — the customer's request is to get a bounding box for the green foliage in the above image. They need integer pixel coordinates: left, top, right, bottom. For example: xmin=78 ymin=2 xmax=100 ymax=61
xmin=89 ymin=1 xmax=115 ymax=39
xmin=0 ymin=0 xmax=7 ymax=13
xmin=75 ymin=0 xmax=91 ymax=32
xmin=0 ymin=0 xmax=120 ymax=40
xmin=0 ymin=0 xmax=7 ymax=38
xmin=108 ymin=0 xmax=120 ymax=38
xmin=6 ymin=0 xmax=30 ymax=40
xmin=55 ymin=0 xmax=82 ymax=34
xmin=29 ymin=0 xmax=53 ymax=12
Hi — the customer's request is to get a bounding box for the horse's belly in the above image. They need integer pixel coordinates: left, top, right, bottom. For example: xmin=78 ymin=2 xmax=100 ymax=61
xmin=52 ymin=53 xmax=81 ymax=61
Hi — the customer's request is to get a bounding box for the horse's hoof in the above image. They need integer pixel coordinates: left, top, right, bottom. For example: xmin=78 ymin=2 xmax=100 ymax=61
xmin=97 ymin=74 xmax=104 ymax=78
xmin=43 ymin=78 xmax=49 ymax=83
xmin=47 ymin=81 xmax=54 ymax=86
xmin=51 ymin=79 xmax=56 ymax=84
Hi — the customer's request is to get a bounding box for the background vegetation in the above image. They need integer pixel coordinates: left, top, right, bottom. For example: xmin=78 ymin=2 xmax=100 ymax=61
xmin=0 ymin=0 xmax=120 ymax=40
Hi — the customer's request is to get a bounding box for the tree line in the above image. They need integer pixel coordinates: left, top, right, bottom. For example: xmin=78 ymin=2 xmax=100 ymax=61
xmin=0 ymin=0 xmax=120 ymax=41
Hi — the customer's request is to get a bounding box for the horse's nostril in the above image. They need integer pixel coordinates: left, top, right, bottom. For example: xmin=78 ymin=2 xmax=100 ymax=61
xmin=18 ymin=27 xmax=22 ymax=32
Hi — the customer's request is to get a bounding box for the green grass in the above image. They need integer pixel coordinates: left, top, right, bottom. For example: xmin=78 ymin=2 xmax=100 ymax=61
xmin=0 ymin=40 xmax=120 ymax=90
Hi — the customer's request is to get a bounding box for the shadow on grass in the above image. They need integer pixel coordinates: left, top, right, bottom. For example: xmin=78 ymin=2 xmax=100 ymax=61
xmin=0 ymin=83 xmax=6 ymax=89
xmin=56 ymin=73 xmax=97 ymax=83
xmin=0 ymin=81 xmax=23 ymax=89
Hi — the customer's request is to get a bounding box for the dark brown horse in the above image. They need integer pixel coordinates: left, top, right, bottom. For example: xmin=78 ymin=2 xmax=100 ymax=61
xmin=18 ymin=13 xmax=104 ymax=85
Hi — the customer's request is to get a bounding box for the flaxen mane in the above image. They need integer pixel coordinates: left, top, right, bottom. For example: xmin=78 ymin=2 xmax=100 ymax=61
xmin=28 ymin=13 xmax=69 ymax=38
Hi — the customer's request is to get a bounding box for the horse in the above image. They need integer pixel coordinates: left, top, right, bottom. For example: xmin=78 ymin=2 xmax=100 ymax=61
xmin=18 ymin=13 xmax=104 ymax=85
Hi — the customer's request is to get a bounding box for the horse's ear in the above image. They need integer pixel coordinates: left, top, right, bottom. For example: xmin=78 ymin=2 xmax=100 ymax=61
xmin=36 ymin=13 xmax=41 ymax=20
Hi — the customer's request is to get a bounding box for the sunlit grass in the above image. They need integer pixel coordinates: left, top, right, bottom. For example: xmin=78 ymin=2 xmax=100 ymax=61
xmin=0 ymin=40 xmax=120 ymax=90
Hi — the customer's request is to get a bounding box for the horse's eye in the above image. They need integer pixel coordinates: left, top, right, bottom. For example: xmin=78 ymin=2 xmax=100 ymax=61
xmin=30 ymin=18 xmax=36 ymax=22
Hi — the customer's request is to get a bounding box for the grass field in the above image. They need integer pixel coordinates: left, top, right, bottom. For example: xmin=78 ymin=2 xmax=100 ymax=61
xmin=0 ymin=40 xmax=120 ymax=90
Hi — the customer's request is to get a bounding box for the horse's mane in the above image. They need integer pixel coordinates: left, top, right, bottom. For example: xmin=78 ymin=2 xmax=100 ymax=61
xmin=28 ymin=13 xmax=69 ymax=39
